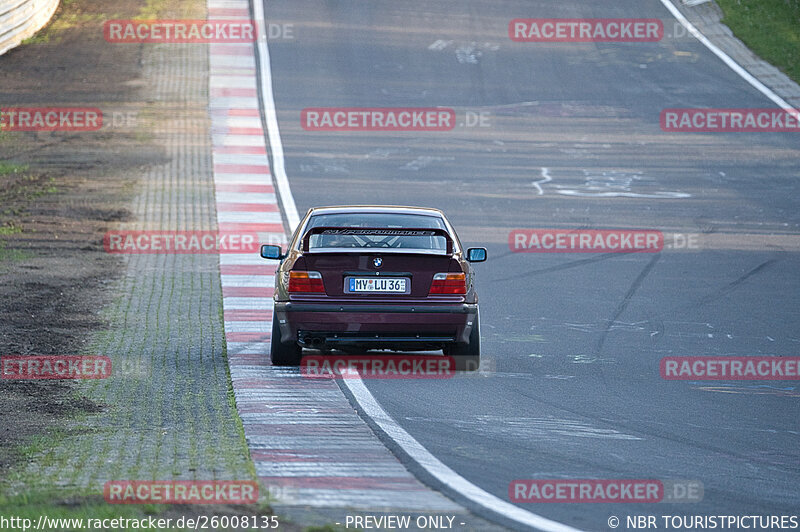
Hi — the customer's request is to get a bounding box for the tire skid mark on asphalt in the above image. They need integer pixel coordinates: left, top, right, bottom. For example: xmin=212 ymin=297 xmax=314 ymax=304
xmin=594 ymin=253 xmax=660 ymax=357
xmin=685 ymin=258 xmax=779 ymax=310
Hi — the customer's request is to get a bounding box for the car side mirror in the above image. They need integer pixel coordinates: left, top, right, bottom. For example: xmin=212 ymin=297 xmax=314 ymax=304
xmin=466 ymin=247 xmax=487 ymax=263
xmin=260 ymin=244 xmax=284 ymax=260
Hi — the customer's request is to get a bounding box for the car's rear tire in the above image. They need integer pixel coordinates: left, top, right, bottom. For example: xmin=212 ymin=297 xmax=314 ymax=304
xmin=270 ymin=314 xmax=302 ymax=366
xmin=445 ymin=313 xmax=480 ymax=371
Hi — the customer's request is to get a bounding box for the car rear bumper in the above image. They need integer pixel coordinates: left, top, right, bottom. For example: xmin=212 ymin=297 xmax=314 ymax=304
xmin=274 ymin=301 xmax=478 ymax=349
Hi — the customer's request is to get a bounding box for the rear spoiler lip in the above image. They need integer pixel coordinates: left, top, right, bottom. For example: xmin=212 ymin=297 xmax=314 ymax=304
xmin=302 ymin=248 xmax=450 ymax=256
xmin=301 ymin=226 xmax=454 ymax=254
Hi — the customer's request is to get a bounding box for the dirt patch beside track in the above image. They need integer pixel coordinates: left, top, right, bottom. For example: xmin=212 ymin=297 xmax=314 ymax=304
xmin=1 ymin=2 xmax=264 ymax=522
xmin=0 ymin=0 xmax=162 ymax=474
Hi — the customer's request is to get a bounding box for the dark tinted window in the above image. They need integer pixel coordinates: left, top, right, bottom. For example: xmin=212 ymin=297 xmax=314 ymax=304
xmin=304 ymin=213 xmax=448 ymax=251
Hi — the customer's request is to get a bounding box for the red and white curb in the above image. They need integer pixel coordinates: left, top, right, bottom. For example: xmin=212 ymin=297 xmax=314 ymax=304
xmin=207 ymin=0 xmax=459 ymax=511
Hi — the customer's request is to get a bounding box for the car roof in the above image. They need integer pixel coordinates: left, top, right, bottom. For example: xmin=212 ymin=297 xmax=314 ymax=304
xmin=306 ymin=205 xmax=445 ymax=217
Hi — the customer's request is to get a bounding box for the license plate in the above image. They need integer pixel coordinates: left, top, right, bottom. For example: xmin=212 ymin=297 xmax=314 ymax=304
xmin=348 ymin=277 xmax=408 ymax=293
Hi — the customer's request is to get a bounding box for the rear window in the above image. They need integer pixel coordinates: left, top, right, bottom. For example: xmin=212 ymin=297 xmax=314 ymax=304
xmin=303 ymin=213 xmax=448 ymax=252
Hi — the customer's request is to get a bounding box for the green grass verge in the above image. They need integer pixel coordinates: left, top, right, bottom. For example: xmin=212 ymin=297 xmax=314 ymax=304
xmin=0 ymin=162 xmax=55 ymax=264
xmin=0 ymin=162 xmax=58 ymax=207
xmin=0 ymin=163 xmax=29 ymax=176
xmin=0 ymin=223 xmax=28 ymax=263
xmin=0 ymin=246 xmax=31 ymax=263
xmin=0 ymin=227 xmax=30 ymax=264
xmin=716 ymin=0 xmax=800 ymax=84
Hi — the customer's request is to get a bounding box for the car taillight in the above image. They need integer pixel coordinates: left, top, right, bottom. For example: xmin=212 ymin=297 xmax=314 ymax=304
xmin=430 ymin=272 xmax=466 ymax=295
xmin=288 ymin=271 xmax=325 ymax=293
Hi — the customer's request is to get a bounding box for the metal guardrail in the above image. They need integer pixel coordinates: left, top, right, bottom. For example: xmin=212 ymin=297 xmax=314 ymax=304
xmin=0 ymin=0 xmax=59 ymax=56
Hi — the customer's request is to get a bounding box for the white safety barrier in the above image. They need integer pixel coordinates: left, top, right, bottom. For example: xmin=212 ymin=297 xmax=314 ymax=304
xmin=0 ymin=0 xmax=59 ymax=56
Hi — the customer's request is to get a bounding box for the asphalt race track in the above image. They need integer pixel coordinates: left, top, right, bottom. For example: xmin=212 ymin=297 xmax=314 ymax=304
xmin=2 ymin=0 xmax=799 ymax=530
xmin=260 ymin=0 xmax=800 ymax=529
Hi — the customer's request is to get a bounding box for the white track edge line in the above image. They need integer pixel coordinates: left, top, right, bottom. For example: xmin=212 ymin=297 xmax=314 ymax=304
xmin=249 ymin=2 xmax=578 ymax=529
xmin=342 ymin=376 xmax=582 ymax=532
xmin=253 ymin=0 xmax=301 ymax=232
xmin=657 ymin=0 xmax=797 ymax=112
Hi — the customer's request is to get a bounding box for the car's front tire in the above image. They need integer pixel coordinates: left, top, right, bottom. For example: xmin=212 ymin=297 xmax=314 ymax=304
xmin=270 ymin=313 xmax=302 ymax=366
xmin=445 ymin=312 xmax=480 ymax=371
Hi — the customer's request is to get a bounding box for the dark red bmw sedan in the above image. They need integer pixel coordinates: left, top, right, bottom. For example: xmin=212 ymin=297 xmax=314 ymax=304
xmin=260 ymin=206 xmax=487 ymax=370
